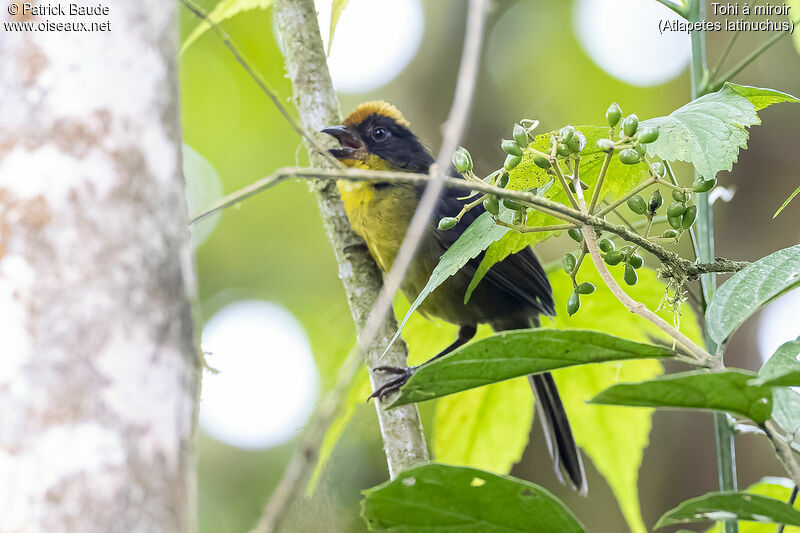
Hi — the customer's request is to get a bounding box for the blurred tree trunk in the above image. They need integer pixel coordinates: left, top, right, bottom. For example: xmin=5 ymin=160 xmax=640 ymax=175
xmin=0 ymin=3 xmax=200 ymax=532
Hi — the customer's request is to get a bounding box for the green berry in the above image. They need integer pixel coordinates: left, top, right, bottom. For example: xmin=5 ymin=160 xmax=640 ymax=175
xmin=635 ymin=143 xmax=646 ymax=156
xmin=624 ymin=263 xmax=638 ymax=286
xmin=567 ymin=291 xmax=581 ymax=316
xmin=559 ymin=125 xmax=575 ymax=143
xmin=662 ymin=229 xmax=678 ymax=238
xmin=682 ymin=205 xmax=697 ymax=229
xmin=604 ymin=250 xmax=624 ymax=266
xmin=622 ymin=114 xmax=639 ymax=137
xmin=502 ymin=139 xmax=523 ymax=157
xmin=557 ymin=143 xmax=571 ymax=157
xmin=513 ymin=123 xmax=529 ymax=148
xmin=453 ymin=149 xmax=472 ymax=173
xmin=652 ymin=161 xmax=666 ymax=178
xmin=606 ymin=102 xmax=622 ymax=127
xmin=596 ymin=138 xmax=615 ymax=152
xmin=504 ymin=154 xmax=522 ymax=170
xmin=567 ymin=131 xmax=586 ymax=153
xmin=598 ymin=238 xmax=615 ymax=253
xmin=629 ymin=253 xmax=644 ymax=269
xmin=483 ymin=195 xmax=499 ymax=216
xmin=577 ymin=282 xmax=596 ymax=295
xmin=637 ymin=126 xmax=659 ymax=144
xmin=672 ymin=189 xmax=686 ymax=203
xmin=627 ymin=194 xmax=647 ymax=215
xmin=503 ymin=198 xmax=526 ymax=211
xmin=668 ymin=214 xmax=682 ymax=229
xmin=619 ymin=148 xmax=640 ymax=165
xmin=438 ymin=217 xmax=458 ymax=230
xmin=562 ymin=253 xmax=577 ymax=273
xmin=693 ymin=176 xmax=716 ymax=193
xmin=568 ymin=228 xmax=583 ymax=242
xmin=496 ymin=171 xmax=510 ymax=188
xmin=649 ymin=190 xmax=663 ymax=213
xmin=533 ymin=156 xmax=551 ymax=169
xmin=667 ymin=202 xmax=687 ymax=217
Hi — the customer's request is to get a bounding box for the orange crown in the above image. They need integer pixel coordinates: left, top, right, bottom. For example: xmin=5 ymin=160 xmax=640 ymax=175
xmin=343 ymin=100 xmax=411 ymax=129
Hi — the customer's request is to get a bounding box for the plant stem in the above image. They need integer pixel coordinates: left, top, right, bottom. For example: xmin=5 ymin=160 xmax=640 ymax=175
xmin=654 ymin=0 xmax=689 ymax=18
xmin=688 ymin=0 xmax=738 ymax=529
xmin=708 ymin=30 xmax=789 ymax=93
xmin=589 ymin=150 xmax=613 ymax=213
xmin=777 ymin=485 xmax=799 ymax=533
xmin=597 ymin=176 xmax=657 ymax=217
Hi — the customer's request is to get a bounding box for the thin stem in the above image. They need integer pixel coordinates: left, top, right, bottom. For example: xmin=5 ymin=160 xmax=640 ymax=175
xmin=589 ymin=150 xmax=613 ymax=213
xmin=552 ymin=153 xmax=580 ymax=210
xmin=707 ymin=0 xmax=759 ymax=84
xmin=777 ymin=485 xmax=799 ymax=533
xmin=598 ymin=176 xmax=657 ymax=217
xmin=495 ymin=220 xmax=576 ymax=233
xmin=709 ymin=30 xmax=789 ymax=93
xmin=765 ymin=421 xmax=800 ymax=488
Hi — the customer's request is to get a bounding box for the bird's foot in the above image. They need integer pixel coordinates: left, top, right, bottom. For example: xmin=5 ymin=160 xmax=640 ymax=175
xmin=368 ymin=366 xmax=417 ymax=401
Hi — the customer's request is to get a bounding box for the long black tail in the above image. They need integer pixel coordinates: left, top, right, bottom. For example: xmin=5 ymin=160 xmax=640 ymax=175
xmin=529 ymin=372 xmax=587 ymax=494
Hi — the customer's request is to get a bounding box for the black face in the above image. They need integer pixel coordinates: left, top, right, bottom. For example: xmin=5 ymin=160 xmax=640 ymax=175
xmin=323 ymin=114 xmax=435 ymax=173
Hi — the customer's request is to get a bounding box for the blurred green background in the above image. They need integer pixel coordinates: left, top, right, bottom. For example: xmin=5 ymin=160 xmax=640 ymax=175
xmin=178 ymin=1 xmax=800 ymax=531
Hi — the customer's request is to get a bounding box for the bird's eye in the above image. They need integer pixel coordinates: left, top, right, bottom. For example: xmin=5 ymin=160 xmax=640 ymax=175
xmin=371 ymin=127 xmax=388 ymax=141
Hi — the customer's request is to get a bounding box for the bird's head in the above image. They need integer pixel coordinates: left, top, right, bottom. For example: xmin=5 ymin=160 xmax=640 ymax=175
xmin=322 ymin=101 xmax=434 ymax=173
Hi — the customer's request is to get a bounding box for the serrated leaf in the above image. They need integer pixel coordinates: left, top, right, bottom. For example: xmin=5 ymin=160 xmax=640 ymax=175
xmin=705 ymin=477 xmax=800 ymax=532
xmin=656 ymin=491 xmax=800 ymax=529
xmin=752 ymin=338 xmax=800 ymax=387
xmin=328 ymin=0 xmax=350 ymax=51
xmin=591 ymin=369 xmax=773 ymax=424
xmin=705 ymin=244 xmax=800 ymax=345
xmin=548 ymin=263 xmax=702 ymax=533
xmin=641 ymin=83 xmax=798 ymax=179
xmin=433 ymin=378 xmax=533 ymax=474
xmin=387 ymin=212 xmax=509 ymax=355
xmin=774 ymin=184 xmax=800 ymax=218
xmin=181 ymin=0 xmax=273 ymax=55
xmin=361 ymin=464 xmax=584 ymax=533
xmin=389 ymin=329 xmax=674 ymax=407
xmin=465 ymin=125 xmax=651 ymax=301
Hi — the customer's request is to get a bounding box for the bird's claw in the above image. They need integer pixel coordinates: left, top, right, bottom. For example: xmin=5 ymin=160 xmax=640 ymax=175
xmin=368 ymin=366 xmax=417 ymax=401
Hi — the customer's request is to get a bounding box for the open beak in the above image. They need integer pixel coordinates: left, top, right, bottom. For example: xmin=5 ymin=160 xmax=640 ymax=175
xmin=322 ymin=125 xmax=364 ymax=160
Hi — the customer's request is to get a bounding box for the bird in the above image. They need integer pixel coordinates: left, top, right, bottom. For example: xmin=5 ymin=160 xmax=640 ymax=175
xmin=322 ymin=101 xmax=586 ymax=493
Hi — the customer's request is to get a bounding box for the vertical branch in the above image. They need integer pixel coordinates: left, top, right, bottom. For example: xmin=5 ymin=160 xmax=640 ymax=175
xmin=271 ymin=0 xmax=428 ymax=479
xmin=0 ymin=2 xmax=200 ymax=531
xmin=687 ymin=1 xmax=738 ymax=530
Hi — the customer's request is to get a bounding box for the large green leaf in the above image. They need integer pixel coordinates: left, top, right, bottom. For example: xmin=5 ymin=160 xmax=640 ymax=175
xmin=181 ymin=0 xmax=273 ymax=54
xmin=706 ymin=477 xmax=800 ymax=532
xmin=387 ymin=211 xmax=509 ymax=354
xmin=656 ymin=491 xmax=800 ymax=529
xmin=548 ymin=263 xmax=702 ymax=533
xmin=361 ymin=464 xmax=584 ymax=533
xmin=641 ymin=83 xmax=798 ymax=179
xmin=772 ymin=388 xmax=800 ymax=434
xmin=705 ymin=244 xmax=800 ymax=345
xmin=465 ymin=125 xmax=652 ymax=300
xmin=433 ymin=378 xmax=533 ymax=474
xmin=591 ymin=369 xmax=773 ymax=424
xmin=389 ymin=329 xmax=675 ymax=407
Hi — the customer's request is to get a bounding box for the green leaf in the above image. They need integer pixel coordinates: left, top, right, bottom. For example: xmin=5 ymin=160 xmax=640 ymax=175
xmin=705 ymin=477 xmax=800 ymax=533
xmin=361 ymin=464 xmax=585 ymax=533
xmin=548 ymin=263 xmax=702 ymax=533
xmin=181 ymin=0 xmax=273 ymax=54
xmin=772 ymin=388 xmax=800 ymax=434
xmin=390 ymin=329 xmax=674 ymax=407
xmin=641 ymin=83 xmax=798 ymax=179
xmin=591 ymin=369 xmax=773 ymax=424
xmin=306 ymin=365 xmax=370 ymax=496
xmin=705 ymin=244 xmax=800 ymax=345
xmin=328 ymin=0 xmax=350 ymax=51
xmin=465 ymin=125 xmax=652 ymax=301
xmin=774 ymin=184 xmax=800 ymax=218
xmin=656 ymin=491 xmax=800 ymax=529
xmin=433 ymin=378 xmax=534 ymax=474
xmin=387 ymin=212 xmax=509 ymax=354
xmin=752 ymin=338 xmax=800 ymax=387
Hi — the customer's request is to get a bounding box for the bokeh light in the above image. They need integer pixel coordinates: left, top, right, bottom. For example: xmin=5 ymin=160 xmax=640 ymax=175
xmin=573 ymin=0 xmax=691 ymax=86
xmin=200 ymin=301 xmax=319 ymax=449
xmin=757 ymin=289 xmax=800 ymax=362
xmin=314 ymin=0 xmax=424 ymax=94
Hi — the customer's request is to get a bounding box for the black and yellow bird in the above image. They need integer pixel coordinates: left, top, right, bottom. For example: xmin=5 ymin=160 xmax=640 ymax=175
xmin=323 ymin=101 xmax=586 ymax=493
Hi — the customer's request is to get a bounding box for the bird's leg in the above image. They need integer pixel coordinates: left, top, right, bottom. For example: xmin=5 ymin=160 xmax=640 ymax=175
xmin=369 ymin=325 xmax=477 ymax=400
